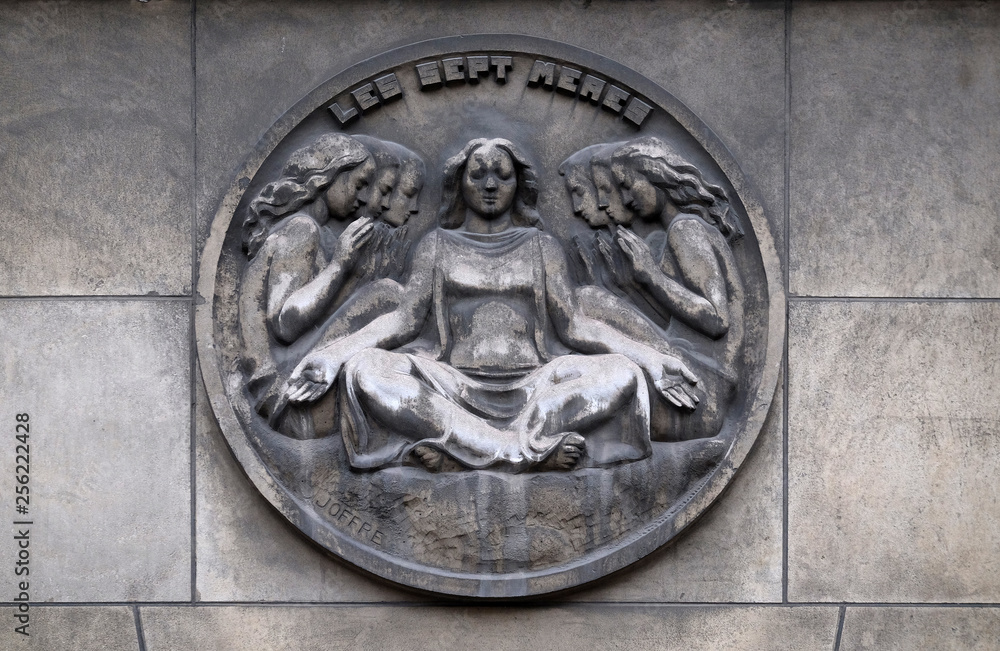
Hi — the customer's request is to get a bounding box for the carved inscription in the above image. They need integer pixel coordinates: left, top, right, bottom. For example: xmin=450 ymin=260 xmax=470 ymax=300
xmin=415 ymin=54 xmax=513 ymax=88
xmin=328 ymin=54 xmax=651 ymax=129
xmin=314 ymin=491 xmax=384 ymax=546
xmin=528 ymin=59 xmax=652 ymax=127
xmin=328 ymin=72 xmax=404 ymax=125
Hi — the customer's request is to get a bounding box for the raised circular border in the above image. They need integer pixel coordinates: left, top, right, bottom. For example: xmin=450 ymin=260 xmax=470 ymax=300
xmin=196 ymin=34 xmax=786 ymax=599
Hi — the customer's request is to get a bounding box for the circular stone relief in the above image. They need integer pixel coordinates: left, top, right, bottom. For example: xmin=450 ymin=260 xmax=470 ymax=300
xmin=197 ymin=35 xmax=784 ymax=599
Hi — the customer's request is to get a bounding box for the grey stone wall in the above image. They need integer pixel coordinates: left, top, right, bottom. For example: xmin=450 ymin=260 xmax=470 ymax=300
xmin=1 ymin=0 xmax=997 ymax=648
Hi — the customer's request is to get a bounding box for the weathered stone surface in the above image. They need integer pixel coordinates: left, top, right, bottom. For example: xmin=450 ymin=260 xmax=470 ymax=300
xmin=141 ymin=605 xmax=839 ymax=650
xmin=788 ymin=301 xmax=1000 ymax=602
xmin=0 ymin=301 xmax=190 ymax=601
xmin=195 ymin=364 xmax=414 ymax=602
xmin=196 ymin=0 xmax=784 ymax=257
xmin=0 ymin=0 xmax=193 ymax=296
xmin=790 ymin=1 xmax=1000 ymax=297
xmin=572 ymin=371 xmax=783 ymax=602
xmin=840 ymin=607 xmax=1000 ymax=651
xmin=4 ymin=607 xmax=138 ymax=651
xmin=196 ymin=366 xmax=780 ymax=604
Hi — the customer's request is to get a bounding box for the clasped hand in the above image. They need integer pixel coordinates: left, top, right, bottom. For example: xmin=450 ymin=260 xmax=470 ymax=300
xmin=333 ymin=216 xmax=375 ymax=268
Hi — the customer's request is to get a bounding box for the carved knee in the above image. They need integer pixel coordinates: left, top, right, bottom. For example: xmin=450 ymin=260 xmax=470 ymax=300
xmin=604 ymin=354 xmax=641 ymax=394
xmin=347 ymin=349 xmax=415 ymax=403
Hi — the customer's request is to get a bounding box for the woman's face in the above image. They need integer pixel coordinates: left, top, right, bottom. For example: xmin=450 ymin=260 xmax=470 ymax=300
xmin=461 ymin=144 xmax=517 ymax=219
xmin=591 ymin=160 xmax=633 ymax=226
xmin=565 ymin=166 xmax=609 ymax=228
xmin=383 ymin=163 xmax=423 ymax=227
xmin=325 ymin=156 xmax=376 ymax=219
xmin=614 ymin=159 xmax=665 ymax=220
xmin=367 ymin=166 xmax=398 ymax=220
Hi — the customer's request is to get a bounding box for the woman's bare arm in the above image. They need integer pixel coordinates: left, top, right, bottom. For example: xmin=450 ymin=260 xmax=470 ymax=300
xmin=540 ymin=234 xmax=699 ymax=410
xmin=617 ymin=220 xmax=728 ymax=338
xmin=284 ymin=231 xmax=438 ymax=403
xmin=272 ymin=217 xmax=375 ymax=343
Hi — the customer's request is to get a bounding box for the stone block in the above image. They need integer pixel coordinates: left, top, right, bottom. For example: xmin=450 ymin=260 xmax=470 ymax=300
xmin=141 ymin=604 xmax=839 ymax=650
xmin=840 ymin=607 xmax=1000 ymax=651
xmin=0 ymin=0 xmax=193 ymax=296
xmin=571 ymin=370 xmax=783 ymax=602
xmin=196 ymin=0 xmax=784 ymax=257
xmin=194 ymin=364 xmax=415 ymax=602
xmin=790 ymin=1 xmax=1000 ymax=297
xmin=3 ymin=606 xmax=138 ymax=651
xmin=0 ymin=300 xmax=191 ymax=601
xmin=788 ymin=301 xmax=1000 ymax=602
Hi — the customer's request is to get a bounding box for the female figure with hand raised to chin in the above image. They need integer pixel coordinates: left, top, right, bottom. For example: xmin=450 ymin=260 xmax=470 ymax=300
xmin=239 ymin=133 xmax=378 ymax=431
xmin=609 ymin=136 xmax=746 ymax=441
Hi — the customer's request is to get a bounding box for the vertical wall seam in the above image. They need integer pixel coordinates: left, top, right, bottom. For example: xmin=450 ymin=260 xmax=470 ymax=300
xmin=189 ymin=0 xmax=199 ymax=605
xmin=133 ymin=605 xmax=149 ymax=651
xmin=833 ymin=605 xmax=847 ymax=651
xmin=782 ymin=0 xmax=792 ymax=606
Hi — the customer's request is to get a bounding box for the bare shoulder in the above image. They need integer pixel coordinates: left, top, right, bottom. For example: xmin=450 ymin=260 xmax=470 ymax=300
xmin=670 ymin=214 xmax=722 ymax=252
xmin=668 ymin=214 xmax=711 ymax=240
xmin=413 ymin=228 xmax=440 ymax=256
xmin=272 ymin=213 xmax=321 ymax=243
xmin=537 ymin=231 xmax=567 ymax=256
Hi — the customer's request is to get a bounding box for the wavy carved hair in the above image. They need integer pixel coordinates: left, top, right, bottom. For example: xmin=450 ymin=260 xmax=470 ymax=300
xmin=243 ymin=133 xmax=371 ymax=258
xmin=437 ymin=138 xmax=541 ymax=230
xmin=613 ymin=136 xmax=744 ymax=241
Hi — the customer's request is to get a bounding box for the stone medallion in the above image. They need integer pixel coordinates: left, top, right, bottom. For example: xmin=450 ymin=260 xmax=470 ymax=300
xmin=197 ymin=35 xmax=784 ymax=599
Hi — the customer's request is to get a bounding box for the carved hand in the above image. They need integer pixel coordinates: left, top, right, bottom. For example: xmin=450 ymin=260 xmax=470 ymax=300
xmin=596 ymin=231 xmax=628 ymax=287
xmin=333 ymin=216 xmax=376 ymax=269
xmin=284 ymin=354 xmax=342 ymax=404
xmin=572 ymin=234 xmax=600 ymax=285
xmin=616 ymin=228 xmax=658 ymax=284
xmin=645 ymin=353 xmax=700 ymax=411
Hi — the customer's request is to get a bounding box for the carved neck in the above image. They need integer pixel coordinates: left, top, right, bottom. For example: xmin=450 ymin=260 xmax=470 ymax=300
xmin=305 ymin=197 xmax=330 ymax=226
xmin=463 ymin=209 xmax=514 ymax=234
xmin=658 ymin=201 xmax=680 ymax=229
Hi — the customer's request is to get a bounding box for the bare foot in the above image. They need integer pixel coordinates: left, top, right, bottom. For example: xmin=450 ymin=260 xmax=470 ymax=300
xmin=542 ymin=433 xmax=585 ymax=471
xmin=413 ymin=445 xmax=444 ymax=472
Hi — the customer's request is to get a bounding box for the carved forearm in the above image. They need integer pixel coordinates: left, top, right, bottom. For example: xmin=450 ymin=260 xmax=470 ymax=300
xmin=563 ymin=314 xmax=665 ymax=370
xmin=642 ymin=272 xmax=728 ymax=339
xmin=273 ymin=261 xmax=348 ymax=344
xmin=312 ymin=306 xmax=422 ymax=363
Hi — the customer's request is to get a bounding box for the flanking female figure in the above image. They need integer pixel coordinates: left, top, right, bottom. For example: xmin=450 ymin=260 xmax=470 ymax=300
xmin=609 ymin=136 xmax=746 ymax=441
xmin=557 ymin=136 xmax=745 ymax=442
xmin=559 ymin=144 xmax=684 ymax=360
xmin=238 ymin=133 xmax=377 ymax=433
xmin=240 ymin=133 xmax=422 ymax=438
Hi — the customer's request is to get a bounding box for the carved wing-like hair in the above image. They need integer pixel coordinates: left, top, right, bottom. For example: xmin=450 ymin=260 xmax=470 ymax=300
xmin=243 ymin=133 xmax=371 ymax=258
xmin=437 ymin=138 xmax=541 ymax=229
xmin=614 ymin=136 xmax=744 ymax=241
xmin=389 ymin=142 xmax=426 ymax=186
xmin=558 ymin=142 xmax=624 ymax=177
xmin=353 ymin=135 xmax=401 ymax=174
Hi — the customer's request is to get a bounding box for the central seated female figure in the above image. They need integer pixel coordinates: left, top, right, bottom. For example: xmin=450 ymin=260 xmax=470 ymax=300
xmin=284 ymin=138 xmax=699 ymax=472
